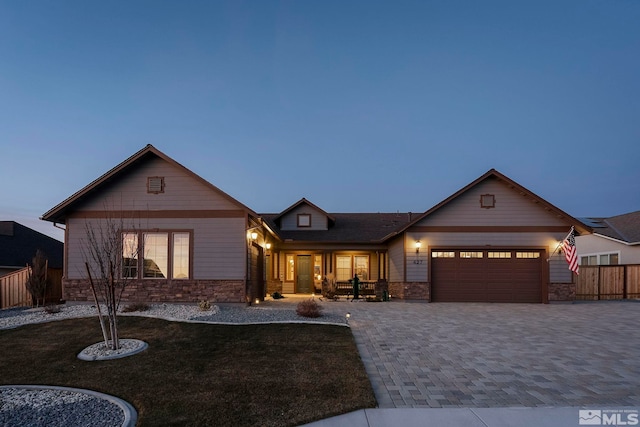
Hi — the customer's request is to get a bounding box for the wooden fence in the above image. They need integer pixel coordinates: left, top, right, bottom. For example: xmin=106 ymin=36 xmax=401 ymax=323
xmin=0 ymin=267 xmax=63 ymax=309
xmin=575 ymin=265 xmax=640 ymax=300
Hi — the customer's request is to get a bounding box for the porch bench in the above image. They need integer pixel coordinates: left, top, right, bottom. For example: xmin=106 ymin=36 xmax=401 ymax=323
xmin=334 ymin=280 xmax=378 ymax=300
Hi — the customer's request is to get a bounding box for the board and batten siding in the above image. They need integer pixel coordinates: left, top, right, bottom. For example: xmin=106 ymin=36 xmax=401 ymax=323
xmin=66 ymin=216 xmax=246 ymax=280
xmin=279 ymin=205 xmax=328 ymax=231
xmin=77 ymin=156 xmax=240 ymax=211
xmin=415 ymin=177 xmax=568 ymax=227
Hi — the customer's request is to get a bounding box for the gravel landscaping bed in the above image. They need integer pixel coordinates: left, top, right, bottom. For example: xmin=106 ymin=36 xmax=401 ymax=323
xmin=0 ymin=387 xmax=128 ymax=427
xmin=0 ymin=303 xmax=347 ymax=331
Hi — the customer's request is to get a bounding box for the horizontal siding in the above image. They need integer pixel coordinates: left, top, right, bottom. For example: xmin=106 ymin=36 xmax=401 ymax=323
xmin=416 ymin=177 xmax=568 ymax=227
xmin=66 ymin=217 xmax=246 ymax=280
xmin=405 ymin=231 xmax=565 ymax=250
xmin=387 ymin=237 xmax=405 ymax=282
xmin=280 ymin=205 xmax=328 ymax=230
xmin=549 ymin=256 xmax=573 ymax=283
xmin=79 ymin=157 xmax=241 ymax=211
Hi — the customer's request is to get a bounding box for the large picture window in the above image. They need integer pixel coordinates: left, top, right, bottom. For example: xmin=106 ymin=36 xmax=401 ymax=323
xmin=121 ymin=231 xmax=191 ymax=279
xmin=336 ymin=255 xmax=369 ymax=281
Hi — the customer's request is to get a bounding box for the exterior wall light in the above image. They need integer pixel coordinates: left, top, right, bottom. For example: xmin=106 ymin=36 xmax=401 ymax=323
xmin=415 ymin=240 xmax=422 ymax=254
xmin=250 ymin=232 xmax=258 ymax=240
xmin=265 ymin=243 xmax=271 ymax=250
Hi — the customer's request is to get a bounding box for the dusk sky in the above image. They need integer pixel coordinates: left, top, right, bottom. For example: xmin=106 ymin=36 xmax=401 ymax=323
xmin=1 ymin=1 xmax=639 ymax=242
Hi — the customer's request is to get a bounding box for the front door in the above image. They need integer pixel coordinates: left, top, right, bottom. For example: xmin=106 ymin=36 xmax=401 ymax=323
xmin=297 ymin=255 xmax=312 ymax=293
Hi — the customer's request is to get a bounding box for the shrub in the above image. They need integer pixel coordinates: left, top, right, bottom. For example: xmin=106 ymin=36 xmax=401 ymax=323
xmin=122 ymin=302 xmax=150 ymax=313
xmin=296 ymin=299 xmax=323 ymax=318
xmin=198 ymin=300 xmax=212 ymax=311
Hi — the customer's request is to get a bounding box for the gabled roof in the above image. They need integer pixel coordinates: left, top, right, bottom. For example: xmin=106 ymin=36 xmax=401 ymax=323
xmin=41 ymin=144 xmax=257 ymax=224
xmin=0 ymin=222 xmax=64 ymax=269
xmin=385 ymin=168 xmax=592 ymax=240
xmin=581 ymin=211 xmax=640 ymax=245
xmin=270 ymin=198 xmax=336 ymax=226
xmin=261 ymin=212 xmax=412 ymax=243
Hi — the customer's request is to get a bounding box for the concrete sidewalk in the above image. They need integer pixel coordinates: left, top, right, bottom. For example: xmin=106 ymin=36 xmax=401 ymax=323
xmin=302 ymin=407 xmax=639 ymax=427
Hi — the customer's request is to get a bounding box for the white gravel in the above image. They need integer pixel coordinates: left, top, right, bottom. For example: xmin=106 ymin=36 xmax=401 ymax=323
xmin=0 ymin=303 xmax=347 ymax=331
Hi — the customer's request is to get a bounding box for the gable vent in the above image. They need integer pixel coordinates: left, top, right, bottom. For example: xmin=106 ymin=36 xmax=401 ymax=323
xmin=147 ymin=176 xmax=164 ymax=194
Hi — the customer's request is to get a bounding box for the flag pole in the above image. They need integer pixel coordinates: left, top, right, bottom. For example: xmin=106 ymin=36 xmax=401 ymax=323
xmin=547 ymin=226 xmax=575 ymax=262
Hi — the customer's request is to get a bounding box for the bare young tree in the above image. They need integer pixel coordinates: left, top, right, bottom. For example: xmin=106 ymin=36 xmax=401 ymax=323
xmin=26 ymin=249 xmax=48 ymax=307
xmin=81 ymin=214 xmax=139 ymax=350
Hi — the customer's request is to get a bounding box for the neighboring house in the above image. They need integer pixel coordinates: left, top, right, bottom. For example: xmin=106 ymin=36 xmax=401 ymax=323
xmin=576 ymin=211 xmax=640 ymax=265
xmin=41 ymin=145 xmax=591 ymax=304
xmin=0 ymin=221 xmax=63 ymax=277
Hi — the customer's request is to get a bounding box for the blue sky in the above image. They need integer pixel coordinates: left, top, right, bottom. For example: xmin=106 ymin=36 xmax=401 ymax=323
xmin=1 ymin=0 xmax=639 ymax=242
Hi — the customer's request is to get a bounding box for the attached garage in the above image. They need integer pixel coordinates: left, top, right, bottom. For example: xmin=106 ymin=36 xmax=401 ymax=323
xmin=431 ymin=249 xmax=544 ymax=303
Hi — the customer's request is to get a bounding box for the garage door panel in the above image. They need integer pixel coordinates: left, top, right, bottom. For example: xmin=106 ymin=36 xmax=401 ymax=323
xmin=432 ymin=250 xmax=542 ymax=303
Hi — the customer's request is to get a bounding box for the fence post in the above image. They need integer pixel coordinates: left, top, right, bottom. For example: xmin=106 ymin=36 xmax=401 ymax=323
xmin=597 ymin=266 xmax=600 ymax=301
xmin=624 ymin=265 xmax=628 ymax=300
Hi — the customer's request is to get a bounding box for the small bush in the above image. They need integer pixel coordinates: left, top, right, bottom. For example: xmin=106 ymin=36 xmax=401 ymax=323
xmin=44 ymin=304 xmax=61 ymax=314
xmin=122 ymin=302 xmax=150 ymax=313
xmin=271 ymin=292 xmax=284 ymax=299
xmin=296 ymin=299 xmax=323 ymax=318
xmin=198 ymin=300 xmax=212 ymax=311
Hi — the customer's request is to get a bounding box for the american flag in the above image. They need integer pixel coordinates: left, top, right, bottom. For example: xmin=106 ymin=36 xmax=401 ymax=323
xmin=562 ymin=228 xmax=579 ymax=275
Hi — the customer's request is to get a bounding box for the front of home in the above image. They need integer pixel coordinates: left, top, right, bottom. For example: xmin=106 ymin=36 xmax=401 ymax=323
xmin=42 ymin=145 xmax=590 ymax=304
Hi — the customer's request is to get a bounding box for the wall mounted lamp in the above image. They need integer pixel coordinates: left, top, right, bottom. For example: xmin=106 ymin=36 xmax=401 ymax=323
xmin=265 ymin=243 xmax=271 ymax=250
xmin=415 ymin=240 xmax=422 ymax=254
xmin=250 ymin=232 xmax=258 ymax=240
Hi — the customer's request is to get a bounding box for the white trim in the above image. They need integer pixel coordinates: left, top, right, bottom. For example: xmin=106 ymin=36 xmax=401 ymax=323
xmin=578 ymin=250 xmax=621 ymax=265
xmin=591 ymin=233 xmax=640 ymax=246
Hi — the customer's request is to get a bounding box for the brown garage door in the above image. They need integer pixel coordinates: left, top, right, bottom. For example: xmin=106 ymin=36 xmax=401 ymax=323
xmin=431 ymin=250 xmax=542 ymax=303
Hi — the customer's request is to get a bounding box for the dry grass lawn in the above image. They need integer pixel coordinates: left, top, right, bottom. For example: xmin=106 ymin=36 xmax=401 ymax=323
xmin=0 ymin=316 xmax=376 ymax=426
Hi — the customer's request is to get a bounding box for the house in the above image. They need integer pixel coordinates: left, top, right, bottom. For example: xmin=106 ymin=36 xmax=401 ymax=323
xmin=41 ymin=145 xmax=271 ymax=303
xmin=0 ymin=221 xmax=63 ymax=277
xmin=41 ymin=145 xmax=591 ymax=304
xmin=576 ymin=211 xmax=640 ymax=265
xmin=262 ymin=170 xmax=590 ymax=303
xmin=261 ymin=199 xmax=412 ymax=295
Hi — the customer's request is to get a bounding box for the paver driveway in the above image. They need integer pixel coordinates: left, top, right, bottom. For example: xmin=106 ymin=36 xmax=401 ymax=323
xmin=316 ymin=300 xmax=640 ymax=408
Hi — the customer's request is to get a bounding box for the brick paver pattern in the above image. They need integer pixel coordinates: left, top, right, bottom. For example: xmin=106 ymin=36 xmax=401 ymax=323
xmin=316 ymin=300 xmax=640 ymax=408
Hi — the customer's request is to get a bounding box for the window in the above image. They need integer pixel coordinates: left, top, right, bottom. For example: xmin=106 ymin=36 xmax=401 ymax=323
xmin=122 ymin=232 xmax=138 ymax=278
xmin=144 ymin=233 xmax=168 ymax=278
xmin=297 ymin=214 xmax=311 ymax=227
xmin=354 ymin=256 xmax=369 ymax=280
xmin=147 ymin=176 xmax=164 ymax=194
xmin=432 ymin=251 xmax=455 ymax=258
xmin=460 ymin=252 xmax=483 ymax=258
xmin=314 ymin=255 xmax=322 ymax=281
xmin=582 ymin=253 xmax=619 ymax=265
xmin=480 ymin=194 xmax=495 ymax=209
xmin=336 ymin=256 xmax=351 ymax=281
xmin=286 ymin=255 xmax=295 ymax=281
xmin=488 ymin=252 xmax=512 ymax=258
xmin=516 ymin=252 xmax=540 ymax=259
xmin=121 ymin=231 xmax=190 ymax=279
xmin=600 ymin=253 xmax=619 ymax=265
xmin=172 ymin=233 xmax=190 ymax=279
xmin=335 ymin=255 xmax=370 ymax=281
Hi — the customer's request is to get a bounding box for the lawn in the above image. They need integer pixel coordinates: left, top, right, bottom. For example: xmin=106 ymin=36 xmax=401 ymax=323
xmin=0 ymin=316 xmax=376 ymax=426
